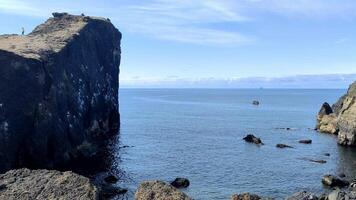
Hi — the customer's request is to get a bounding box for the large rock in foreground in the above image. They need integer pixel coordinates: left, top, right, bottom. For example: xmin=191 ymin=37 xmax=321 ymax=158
xmin=0 ymin=168 xmax=97 ymax=200
xmin=0 ymin=13 xmax=121 ymax=172
xmin=316 ymin=81 xmax=356 ymax=146
xmin=135 ymin=180 xmax=192 ymax=200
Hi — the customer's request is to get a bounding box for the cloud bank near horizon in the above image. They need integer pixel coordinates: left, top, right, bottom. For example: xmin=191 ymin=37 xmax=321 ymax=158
xmin=120 ymin=74 xmax=356 ymax=89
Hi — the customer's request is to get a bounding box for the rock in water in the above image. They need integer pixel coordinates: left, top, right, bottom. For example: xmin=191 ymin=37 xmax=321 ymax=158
xmin=315 ymin=81 xmax=356 ymax=146
xmin=322 ymin=175 xmax=349 ymax=188
xmin=0 ymin=168 xmax=97 ymax=199
xmin=286 ymin=191 xmax=318 ymax=200
xmin=171 ymin=177 xmax=190 ymax=188
xmin=276 ymin=144 xmax=293 ymax=148
xmin=231 ymin=193 xmax=261 ymax=200
xmin=316 ymin=102 xmax=338 ymax=134
xmin=243 ymin=134 xmax=264 ymax=145
xmin=0 ymin=13 xmax=121 ymax=172
xmin=299 ymin=139 xmax=312 ymax=144
xmin=135 ymin=180 xmax=192 ymax=200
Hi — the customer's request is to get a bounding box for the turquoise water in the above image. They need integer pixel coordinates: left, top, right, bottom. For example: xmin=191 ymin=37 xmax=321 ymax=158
xmin=117 ymin=89 xmax=356 ymax=199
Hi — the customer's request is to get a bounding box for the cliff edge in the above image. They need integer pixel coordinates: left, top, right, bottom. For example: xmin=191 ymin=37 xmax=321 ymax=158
xmin=316 ymin=81 xmax=356 ymax=146
xmin=0 ymin=13 xmax=121 ymax=172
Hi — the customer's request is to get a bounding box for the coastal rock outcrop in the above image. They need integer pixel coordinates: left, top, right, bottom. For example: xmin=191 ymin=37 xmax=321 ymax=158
xmin=0 ymin=168 xmax=98 ymax=200
xmin=231 ymin=193 xmax=262 ymax=200
xmin=243 ymin=134 xmax=263 ymax=145
xmin=135 ymin=180 xmax=192 ymax=200
xmin=170 ymin=177 xmax=190 ymax=188
xmin=316 ymin=81 xmax=356 ymax=146
xmin=286 ymin=191 xmax=318 ymax=200
xmin=322 ymin=175 xmax=349 ymax=188
xmin=0 ymin=13 xmax=121 ymax=172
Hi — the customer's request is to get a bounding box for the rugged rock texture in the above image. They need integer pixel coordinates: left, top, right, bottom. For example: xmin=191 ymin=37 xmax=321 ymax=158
xmin=286 ymin=191 xmax=318 ymax=200
xmin=316 ymin=81 xmax=356 ymax=146
xmin=0 ymin=168 xmax=98 ymax=200
xmin=0 ymin=13 xmax=121 ymax=172
xmin=231 ymin=193 xmax=262 ymax=200
xmin=135 ymin=180 xmax=192 ymax=200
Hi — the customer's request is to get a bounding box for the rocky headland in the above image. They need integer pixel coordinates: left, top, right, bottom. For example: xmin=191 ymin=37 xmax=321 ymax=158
xmin=316 ymin=81 xmax=356 ymax=146
xmin=0 ymin=12 xmax=121 ymax=172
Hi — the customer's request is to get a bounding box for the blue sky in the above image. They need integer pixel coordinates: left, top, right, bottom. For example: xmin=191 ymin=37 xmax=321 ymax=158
xmin=1 ymin=0 xmax=356 ymax=88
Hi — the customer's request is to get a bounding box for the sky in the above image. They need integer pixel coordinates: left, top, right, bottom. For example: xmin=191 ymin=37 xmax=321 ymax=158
xmin=0 ymin=0 xmax=356 ymax=88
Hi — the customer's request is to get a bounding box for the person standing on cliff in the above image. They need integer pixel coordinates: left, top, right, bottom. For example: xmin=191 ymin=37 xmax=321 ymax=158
xmin=21 ymin=27 xmax=25 ymax=35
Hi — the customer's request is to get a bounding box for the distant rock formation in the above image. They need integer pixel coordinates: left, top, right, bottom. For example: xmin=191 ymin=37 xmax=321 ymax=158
xmin=0 ymin=168 xmax=98 ymax=199
xmin=0 ymin=13 xmax=121 ymax=172
xmin=316 ymin=81 xmax=356 ymax=146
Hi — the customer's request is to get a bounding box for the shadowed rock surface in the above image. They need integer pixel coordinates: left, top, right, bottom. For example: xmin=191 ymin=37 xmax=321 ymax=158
xmin=0 ymin=13 xmax=121 ymax=172
xmin=170 ymin=178 xmax=190 ymax=188
xmin=0 ymin=168 xmax=98 ymax=200
xmin=322 ymin=175 xmax=349 ymax=188
xmin=243 ymin=134 xmax=263 ymax=145
xmin=316 ymin=81 xmax=356 ymax=146
xmin=135 ymin=180 xmax=192 ymax=200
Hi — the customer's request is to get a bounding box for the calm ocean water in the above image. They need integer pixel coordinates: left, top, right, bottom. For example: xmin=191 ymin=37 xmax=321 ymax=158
xmin=117 ymin=89 xmax=356 ymax=199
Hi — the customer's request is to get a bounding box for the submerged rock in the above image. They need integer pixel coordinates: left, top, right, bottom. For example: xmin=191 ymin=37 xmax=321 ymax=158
xmin=231 ymin=193 xmax=261 ymax=200
xmin=104 ymin=174 xmax=118 ymax=184
xmin=0 ymin=13 xmax=121 ymax=172
xmin=276 ymin=144 xmax=293 ymax=148
xmin=135 ymin=180 xmax=192 ymax=200
xmin=243 ymin=134 xmax=263 ymax=145
xmin=0 ymin=168 xmax=97 ymax=200
xmin=322 ymin=175 xmax=349 ymax=188
xmin=299 ymin=139 xmax=312 ymax=144
xmin=171 ymin=177 xmax=190 ymax=188
xmin=252 ymin=100 xmax=260 ymax=106
xmin=286 ymin=191 xmax=318 ymax=200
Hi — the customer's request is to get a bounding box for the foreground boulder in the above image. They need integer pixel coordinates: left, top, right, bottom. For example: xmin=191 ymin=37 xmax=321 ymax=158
xmin=315 ymin=81 xmax=356 ymax=146
xmin=322 ymin=175 xmax=349 ymax=188
xmin=0 ymin=13 xmax=121 ymax=172
xmin=135 ymin=180 xmax=192 ymax=200
xmin=231 ymin=193 xmax=261 ymax=200
xmin=0 ymin=168 xmax=97 ymax=200
xmin=286 ymin=191 xmax=318 ymax=200
xmin=170 ymin=178 xmax=190 ymax=188
xmin=243 ymin=134 xmax=263 ymax=145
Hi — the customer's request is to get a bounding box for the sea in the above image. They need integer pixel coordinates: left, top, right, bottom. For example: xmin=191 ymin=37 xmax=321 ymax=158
xmin=115 ymin=89 xmax=356 ymax=200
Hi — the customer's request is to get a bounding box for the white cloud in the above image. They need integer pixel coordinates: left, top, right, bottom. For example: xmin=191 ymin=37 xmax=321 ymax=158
xmin=1 ymin=0 xmax=356 ymax=45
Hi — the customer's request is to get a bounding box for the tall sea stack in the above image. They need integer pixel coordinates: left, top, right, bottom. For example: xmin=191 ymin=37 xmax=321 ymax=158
xmin=0 ymin=13 xmax=121 ymax=172
xmin=316 ymin=81 xmax=356 ymax=146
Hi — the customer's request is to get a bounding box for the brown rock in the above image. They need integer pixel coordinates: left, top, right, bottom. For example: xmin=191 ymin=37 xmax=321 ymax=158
xmin=135 ymin=180 xmax=192 ymax=200
xmin=0 ymin=168 xmax=97 ymax=200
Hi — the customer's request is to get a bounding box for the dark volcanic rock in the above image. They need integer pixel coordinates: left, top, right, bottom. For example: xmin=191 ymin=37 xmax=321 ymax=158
xmin=322 ymin=175 xmax=349 ymax=188
xmin=104 ymin=174 xmax=118 ymax=184
xmin=299 ymin=139 xmax=312 ymax=144
xmin=171 ymin=177 xmax=190 ymax=188
xmin=243 ymin=134 xmax=263 ymax=145
xmin=0 ymin=13 xmax=121 ymax=172
xmin=276 ymin=144 xmax=293 ymax=148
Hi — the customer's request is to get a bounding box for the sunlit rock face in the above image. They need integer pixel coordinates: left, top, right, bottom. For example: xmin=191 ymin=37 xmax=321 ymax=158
xmin=316 ymin=81 xmax=356 ymax=146
xmin=0 ymin=13 xmax=121 ymax=172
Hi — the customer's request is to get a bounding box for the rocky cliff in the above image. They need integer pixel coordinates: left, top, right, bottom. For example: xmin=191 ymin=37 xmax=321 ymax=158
xmin=0 ymin=13 xmax=121 ymax=172
xmin=316 ymin=81 xmax=356 ymax=146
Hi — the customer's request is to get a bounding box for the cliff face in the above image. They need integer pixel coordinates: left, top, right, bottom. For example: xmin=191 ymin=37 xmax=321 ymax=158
xmin=0 ymin=13 xmax=121 ymax=172
xmin=316 ymin=81 xmax=356 ymax=146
